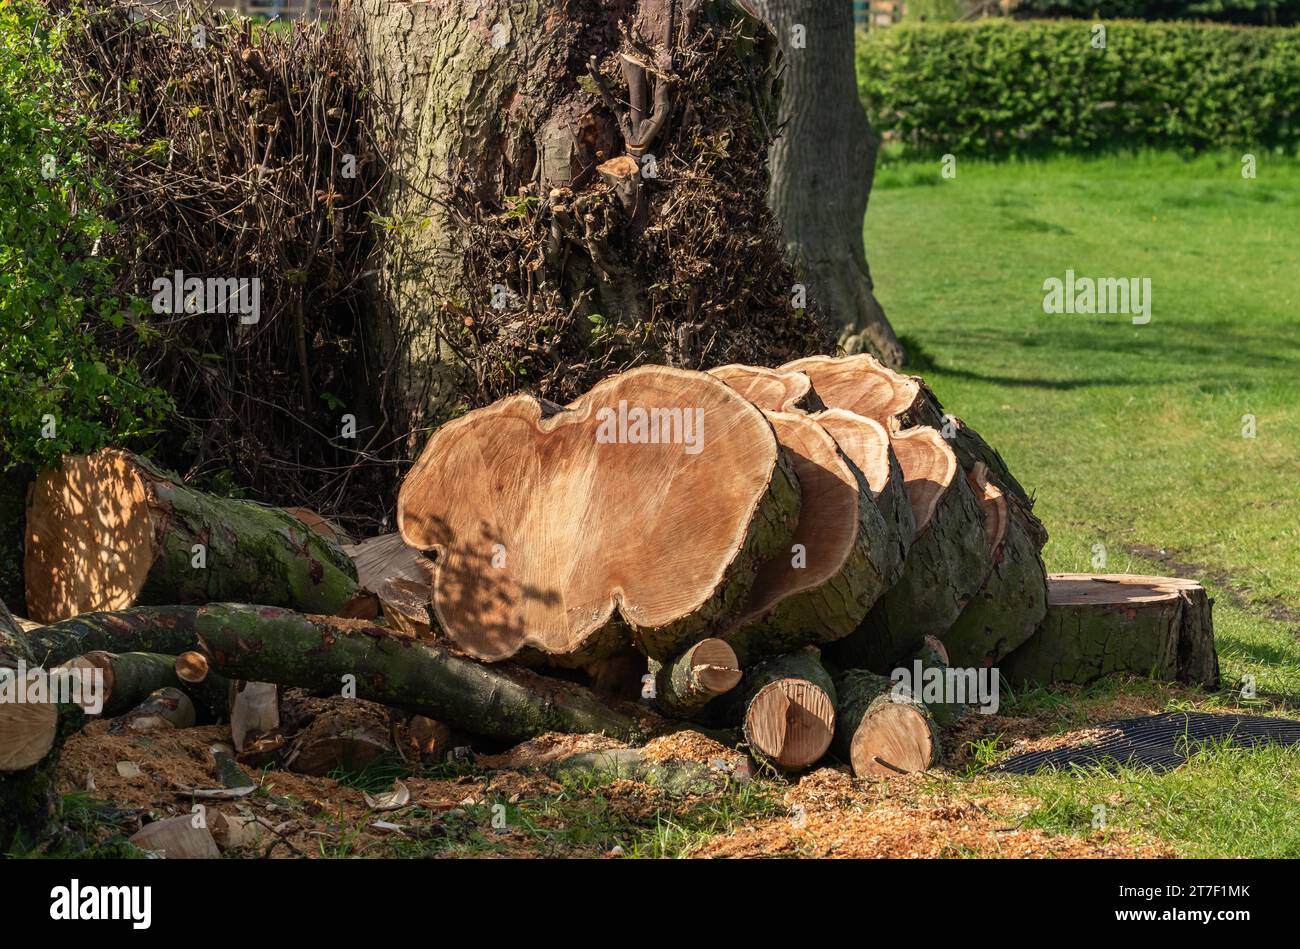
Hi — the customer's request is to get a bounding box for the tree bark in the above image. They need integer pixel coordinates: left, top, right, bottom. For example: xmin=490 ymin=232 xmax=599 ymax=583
xmin=1002 ymin=574 xmax=1219 ymax=687
xmin=647 ymin=637 xmax=742 ymax=719
xmin=750 ymin=0 xmax=904 ymax=365
xmin=343 ymin=0 xmax=829 ymax=441
xmin=24 ymin=450 xmax=365 ymax=623
xmin=22 ymin=604 xmax=645 ymax=743
xmin=724 ymin=647 xmax=836 ymax=770
xmin=832 ymin=668 xmax=939 ymax=777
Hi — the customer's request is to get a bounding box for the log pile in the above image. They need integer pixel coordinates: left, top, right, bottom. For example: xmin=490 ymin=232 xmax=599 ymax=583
xmin=0 ymin=358 xmax=1221 ymax=848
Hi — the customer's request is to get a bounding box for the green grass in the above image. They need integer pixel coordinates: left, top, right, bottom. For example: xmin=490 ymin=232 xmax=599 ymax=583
xmin=868 ymin=149 xmax=1300 ymax=855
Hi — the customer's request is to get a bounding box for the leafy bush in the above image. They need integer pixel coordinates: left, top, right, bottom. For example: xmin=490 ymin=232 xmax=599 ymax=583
xmin=858 ymin=20 xmax=1300 ymax=154
xmin=0 ymin=0 xmax=169 ymax=472
xmin=1011 ymin=0 xmax=1300 ymax=27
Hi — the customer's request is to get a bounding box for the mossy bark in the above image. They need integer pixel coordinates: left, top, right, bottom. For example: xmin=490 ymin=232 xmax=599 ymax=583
xmin=941 ymin=495 xmax=1048 ymax=669
xmin=647 ymin=639 xmax=740 ymax=720
xmin=724 ymin=648 xmax=837 ymax=770
xmin=831 ymin=667 xmax=939 ymax=777
xmin=24 ymin=604 xmax=643 ymax=743
xmin=824 ymin=471 xmax=991 ymax=674
xmin=82 ymin=650 xmax=229 ymax=721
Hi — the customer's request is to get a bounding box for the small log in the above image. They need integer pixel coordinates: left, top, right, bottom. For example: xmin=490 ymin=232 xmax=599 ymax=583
xmin=286 ymin=699 xmax=396 ymax=776
xmin=901 ymin=636 xmax=968 ymax=728
xmin=941 ymin=464 xmax=1048 ymax=668
xmin=825 ymin=427 xmax=991 ymax=673
xmin=112 ymin=687 xmax=197 ymax=734
xmin=832 ymin=668 xmax=940 ymax=778
xmin=707 ymin=364 xmax=825 ymax=413
xmin=22 ymin=604 xmax=644 ymax=742
xmin=647 ymin=637 xmax=742 ymax=719
xmin=175 ymin=651 xmax=209 ymax=683
xmin=403 ymin=715 xmax=453 ymax=760
xmin=724 ymin=411 xmax=890 ymax=662
xmin=59 ymin=650 xmax=227 ymax=721
xmin=1002 ymin=574 xmax=1219 ymax=687
xmin=396 ymin=365 xmax=801 ymax=663
xmin=726 ymin=648 xmax=836 ymax=770
xmin=24 ymin=449 xmax=365 ymax=623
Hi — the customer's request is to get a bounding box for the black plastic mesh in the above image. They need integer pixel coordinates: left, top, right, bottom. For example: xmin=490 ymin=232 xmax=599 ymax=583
xmin=995 ymin=711 xmax=1300 ymax=775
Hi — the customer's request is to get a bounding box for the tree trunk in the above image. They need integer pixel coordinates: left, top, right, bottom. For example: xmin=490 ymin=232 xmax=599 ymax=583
xmin=750 ymin=0 xmax=904 ymax=365
xmin=22 ymin=604 xmax=644 ymax=743
xmin=396 ymin=366 xmax=801 ymax=665
xmin=342 ymin=0 xmax=830 ymax=442
xmin=24 ymin=450 xmax=365 ymax=623
xmin=724 ymin=647 xmax=836 ymax=770
xmin=1002 ymin=574 xmax=1220 ymax=687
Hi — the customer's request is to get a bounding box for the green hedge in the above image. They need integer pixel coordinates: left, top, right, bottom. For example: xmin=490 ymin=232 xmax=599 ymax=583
xmin=1011 ymin=0 xmax=1300 ymax=27
xmin=858 ymin=21 xmax=1300 ymax=154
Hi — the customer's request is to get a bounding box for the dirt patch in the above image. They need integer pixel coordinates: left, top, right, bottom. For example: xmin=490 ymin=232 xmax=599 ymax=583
xmin=476 ymin=732 xmax=628 ymax=770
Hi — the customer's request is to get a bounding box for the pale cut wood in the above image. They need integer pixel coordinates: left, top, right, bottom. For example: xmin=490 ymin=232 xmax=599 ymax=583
xmin=175 ymin=651 xmax=209 ymax=684
xmin=129 ymin=814 xmax=221 ymax=859
xmin=648 ymin=637 xmax=742 ymax=719
xmin=724 ymin=411 xmax=889 ymax=662
xmin=0 ymin=673 xmax=59 ymax=771
xmin=378 ymin=577 xmax=433 ymax=639
xmin=230 ymin=681 xmax=280 ymax=754
xmin=707 ymin=364 xmax=825 ymax=413
xmin=397 ymin=365 xmax=801 ymax=664
xmin=782 ymin=354 xmax=1043 ymax=544
xmin=1003 ymin=574 xmax=1219 ymax=687
xmin=833 ymin=669 xmax=940 ymax=777
xmin=343 ymin=533 xmax=433 ymax=593
xmin=728 ymin=649 xmax=837 ymax=770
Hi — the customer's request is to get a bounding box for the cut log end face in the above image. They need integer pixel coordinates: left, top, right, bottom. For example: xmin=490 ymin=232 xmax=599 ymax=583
xmin=397 ymin=366 xmax=794 ymax=663
xmin=889 ymin=427 xmax=958 ymax=534
xmin=1047 ymin=574 xmax=1202 ymax=606
xmin=850 ymin=702 xmax=936 ymax=777
xmin=25 ymin=450 xmax=156 ymax=623
xmin=175 ymin=651 xmax=210 ymax=684
xmin=688 ymin=638 xmax=742 ymax=694
xmin=709 ymin=364 xmax=821 ymax=413
xmin=968 ymin=463 xmax=1007 ymax=555
xmin=783 ymin=354 xmax=920 ymax=425
xmin=0 ymin=674 xmax=59 ymax=771
xmin=746 ymin=678 xmax=835 ymax=770
xmin=809 ymin=409 xmax=893 ymax=499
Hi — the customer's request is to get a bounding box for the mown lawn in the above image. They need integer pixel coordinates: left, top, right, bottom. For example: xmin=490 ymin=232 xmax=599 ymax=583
xmin=867 ymin=150 xmax=1300 ymax=856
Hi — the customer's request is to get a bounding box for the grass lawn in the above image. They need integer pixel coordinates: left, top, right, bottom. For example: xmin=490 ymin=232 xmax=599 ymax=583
xmin=867 ymin=150 xmax=1300 ymax=856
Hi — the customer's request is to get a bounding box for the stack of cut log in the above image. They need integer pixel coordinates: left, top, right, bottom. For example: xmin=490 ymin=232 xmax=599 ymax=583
xmin=1 ymin=357 xmax=1219 ymax=848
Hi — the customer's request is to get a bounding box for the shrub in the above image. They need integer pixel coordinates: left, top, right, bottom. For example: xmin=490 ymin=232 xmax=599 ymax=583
xmin=1010 ymin=0 xmax=1300 ymax=28
xmin=0 ymin=0 xmax=169 ymax=472
xmin=858 ymin=20 xmax=1300 ymax=155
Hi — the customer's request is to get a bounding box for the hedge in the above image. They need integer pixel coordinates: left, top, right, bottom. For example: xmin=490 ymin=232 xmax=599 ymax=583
xmin=857 ymin=20 xmax=1300 ymax=154
xmin=1011 ymin=0 xmax=1300 ymax=27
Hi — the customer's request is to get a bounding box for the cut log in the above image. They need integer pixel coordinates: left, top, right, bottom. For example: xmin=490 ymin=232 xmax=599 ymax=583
xmin=647 ymin=637 xmax=742 ymax=719
xmin=112 ymin=687 xmax=197 ymax=734
xmin=832 ymin=668 xmax=940 ymax=777
xmin=941 ymin=464 xmax=1048 ymax=668
xmin=343 ymin=533 xmax=432 ymax=594
xmin=723 ymin=410 xmax=889 ymax=662
xmin=0 ymin=599 xmax=83 ymax=851
xmin=286 ymin=699 xmax=396 ymax=776
xmin=809 ymin=408 xmax=914 ymax=588
xmin=397 ymin=365 xmax=801 ymax=663
xmin=72 ymin=650 xmax=227 ymax=720
xmin=230 ymin=681 xmax=281 ymax=755
xmin=896 ymin=636 xmax=969 ymax=729
xmin=726 ymin=648 xmax=836 ymax=770
xmin=22 ymin=604 xmax=644 ymax=743
xmin=175 ymin=651 xmax=209 ymax=684
xmin=1002 ymin=574 xmax=1219 ymax=687
xmin=824 ymin=427 xmax=991 ymax=673
xmin=24 ymin=449 xmax=365 ymax=623
xmin=402 ymin=715 xmax=453 ymax=761
xmin=782 ymin=354 xmax=1045 ymax=547
xmin=707 ymin=364 xmax=825 ymax=413
xmin=377 ymin=577 xmax=433 ymax=639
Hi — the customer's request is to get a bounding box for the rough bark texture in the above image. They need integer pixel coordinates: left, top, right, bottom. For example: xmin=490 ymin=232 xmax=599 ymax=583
xmin=831 ymin=668 xmax=939 ymax=777
xmin=76 ymin=649 xmax=229 ymax=720
xmin=824 ymin=453 xmax=991 ymax=674
xmin=1002 ymin=574 xmax=1219 ymax=687
xmin=750 ymin=0 xmax=903 ymax=365
xmin=344 ymin=0 xmax=830 ymax=442
xmin=647 ymin=637 xmax=742 ymax=719
xmin=725 ymin=647 xmax=837 ymax=770
xmin=22 ymin=604 xmax=644 ymax=743
xmin=25 ymin=450 xmax=364 ymax=623
xmin=397 ymin=366 xmax=802 ymax=665
xmin=941 ymin=466 xmax=1048 ymax=668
